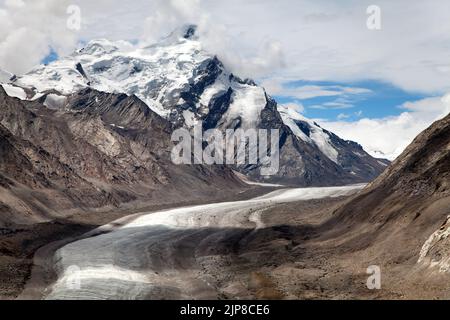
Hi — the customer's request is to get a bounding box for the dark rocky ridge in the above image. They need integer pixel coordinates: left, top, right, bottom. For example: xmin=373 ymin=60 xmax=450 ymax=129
xmin=0 ymin=87 xmax=245 ymax=227
xmin=177 ymin=57 xmax=388 ymax=185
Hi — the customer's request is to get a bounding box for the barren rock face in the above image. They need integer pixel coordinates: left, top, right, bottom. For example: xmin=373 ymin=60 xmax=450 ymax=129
xmin=0 ymin=87 xmax=243 ymax=227
xmin=323 ymin=112 xmax=450 ymax=277
xmin=367 ymin=112 xmax=450 ymax=197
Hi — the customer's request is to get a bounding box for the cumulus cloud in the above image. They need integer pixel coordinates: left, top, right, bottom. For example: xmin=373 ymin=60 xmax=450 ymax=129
xmin=197 ymin=0 xmax=450 ymax=94
xmin=0 ymin=0 xmax=77 ymax=74
xmin=319 ymin=95 xmax=450 ymax=160
xmin=140 ymin=0 xmax=202 ymax=44
xmin=3 ymin=0 xmax=450 ymax=93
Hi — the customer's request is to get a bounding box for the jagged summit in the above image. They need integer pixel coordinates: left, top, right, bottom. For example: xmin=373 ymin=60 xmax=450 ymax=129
xmin=183 ymin=24 xmax=198 ymax=39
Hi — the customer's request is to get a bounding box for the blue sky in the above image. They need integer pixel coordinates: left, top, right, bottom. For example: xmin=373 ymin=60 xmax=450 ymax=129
xmin=42 ymin=49 xmax=58 ymax=65
xmin=273 ymin=80 xmax=430 ymax=121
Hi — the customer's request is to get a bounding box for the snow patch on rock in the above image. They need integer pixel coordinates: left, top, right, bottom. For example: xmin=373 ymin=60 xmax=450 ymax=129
xmin=1 ymin=84 xmax=27 ymax=100
xmin=278 ymin=104 xmax=339 ymax=163
xmin=44 ymin=94 xmax=67 ymax=109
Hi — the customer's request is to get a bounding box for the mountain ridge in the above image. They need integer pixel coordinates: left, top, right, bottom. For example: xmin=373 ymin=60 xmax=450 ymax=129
xmin=0 ymin=85 xmax=246 ymax=227
xmin=319 ymin=112 xmax=450 ymax=284
xmin=4 ymin=26 xmax=388 ymax=185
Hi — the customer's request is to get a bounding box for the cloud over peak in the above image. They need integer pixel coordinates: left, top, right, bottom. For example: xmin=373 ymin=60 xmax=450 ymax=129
xmin=0 ymin=0 xmax=77 ymax=74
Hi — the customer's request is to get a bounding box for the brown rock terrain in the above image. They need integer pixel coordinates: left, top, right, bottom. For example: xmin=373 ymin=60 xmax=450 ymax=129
xmin=322 ymin=112 xmax=450 ymax=287
xmin=236 ymin=113 xmax=450 ymax=299
xmin=0 ymin=86 xmax=245 ymax=227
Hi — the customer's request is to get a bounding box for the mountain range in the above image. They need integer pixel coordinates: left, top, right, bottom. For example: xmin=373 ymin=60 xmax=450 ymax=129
xmin=2 ymin=25 xmax=388 ymax=189
xmin=0 ymin=25 xmax=449 ymax=300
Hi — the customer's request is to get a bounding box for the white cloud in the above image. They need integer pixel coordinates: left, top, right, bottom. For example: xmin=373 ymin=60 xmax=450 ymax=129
xmin=196 ymin=0 xmax=450 ymax=94
xmin=0 ymin=0 xmax=77 ymax=74
xmin=337 ymin=113 xmax=350 ymax=120
xmin=280 ymin=102 xmax=305 ymax=114
xmin=319 ymin=95 xmax=450 ymax=160
xmin=324 ymin=101 xmax=352 ymax=108
xmin=260 ymin=78 xmax=370 ymax=105
xmin=2 ymin=0 xmax=450 ymax=94
xmin=310 ymin=101 xmax=355 ymax=110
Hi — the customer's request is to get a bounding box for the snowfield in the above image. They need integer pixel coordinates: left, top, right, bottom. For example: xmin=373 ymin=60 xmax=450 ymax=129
xmin=15 ymin=34 xmax=212 ymax=118
xmin=45 ymin=185 xmax=363 ymax=300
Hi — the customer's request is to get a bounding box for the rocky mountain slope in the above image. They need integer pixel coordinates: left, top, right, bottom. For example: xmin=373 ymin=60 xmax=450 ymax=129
xmin=235 ymin=112 xmax=449 ymax=299
xmin=320 ymin=112 xmax=450 ymax=292
xmin=0 ymin=86 xmax=244 ymax=227
xmin=8 ymin=25 xmax=388 ymax=186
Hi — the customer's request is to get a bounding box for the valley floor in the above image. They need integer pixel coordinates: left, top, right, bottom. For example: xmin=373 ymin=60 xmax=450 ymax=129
xmin=5 ymin=184 xmax=449 ymax=300
xmin=0 ymin=187 xmax=269 ymax=299
xmin=23 ymin=185 xmax=363 ymax=300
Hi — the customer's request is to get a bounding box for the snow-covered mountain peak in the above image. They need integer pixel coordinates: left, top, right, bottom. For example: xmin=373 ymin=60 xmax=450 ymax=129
xmin=13 ymin=29 xmax=269 ymax=128
xmin=14 ymin=31 xmax=215 ymax=117
xmin=4 ymin=27 xmax=389 ymax=184
xmin=158 ymin=24 xmax=199 ymax=45
xmin=78 ymin=39 xmax=134 ymax=57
